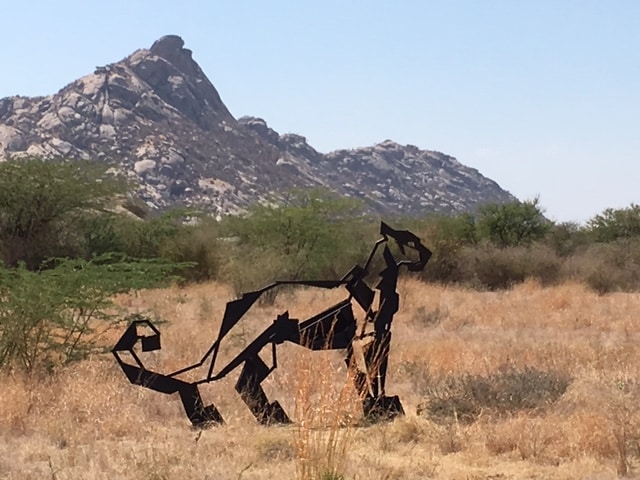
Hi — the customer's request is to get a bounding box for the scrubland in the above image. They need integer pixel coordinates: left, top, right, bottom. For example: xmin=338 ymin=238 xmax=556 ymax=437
xmin=2 ymin=278 xmax=640 ymax=479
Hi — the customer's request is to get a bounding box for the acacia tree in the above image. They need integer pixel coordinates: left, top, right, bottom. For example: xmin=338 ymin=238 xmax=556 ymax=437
xmin=0 ymin=160 xmax=193 ymax=374
xmin=477 ymin=198 xmax=550 ymax=248
xmin=587 ymin=204 xmax=640 ymax=242
xmin=0 ymin=255 xmax=184 ymax=374
xmin=0 ymin=158 xmax=128 ymax=269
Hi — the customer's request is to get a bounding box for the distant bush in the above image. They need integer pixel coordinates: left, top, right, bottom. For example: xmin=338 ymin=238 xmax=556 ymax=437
xmin=417 ymin=214 xmax=477 ymax=284
xmin=159 ymin=218 xmax=223 ymax=282
xmin=218 ymin=189 xmax=373 ymax=296
xmin=417 ymin=366 xmax=571 ymax=424
xmin=568 ymin=239 xmax=640 ymax=294
xmin=476 ymin=198 xmax=550 ymax=248
xmin=412 ymin=206 xmax=569 ymax=289
xmin=451 ymin=243 xmax=561 ymax=290
xmin=210 ymin=199 xmax=640 ymax=294
xmin=587 ymin=204 xmax=640 ymax=242
xmin=467 ymin=244 xmax=527 ymax=290
xmin=6 ymin=158 xmax=640 ymax=297
xmin=544 ymin=221 xmax=590 ymax=257
xmin=101 ymin=211 xmax=186 ymax=260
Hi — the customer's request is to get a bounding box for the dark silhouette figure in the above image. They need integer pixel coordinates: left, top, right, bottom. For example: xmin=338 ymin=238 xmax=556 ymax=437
xmin=112 ymin=222 xmax=431 ymax=427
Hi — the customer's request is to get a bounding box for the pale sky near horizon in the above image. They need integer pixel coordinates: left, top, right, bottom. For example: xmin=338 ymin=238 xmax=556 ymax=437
xmin=2 ymin=1 xmax=638 ymax=224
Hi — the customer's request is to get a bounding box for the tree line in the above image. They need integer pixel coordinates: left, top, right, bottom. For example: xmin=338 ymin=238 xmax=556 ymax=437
xmin=2 ymin=158 xmax=640 ymax=289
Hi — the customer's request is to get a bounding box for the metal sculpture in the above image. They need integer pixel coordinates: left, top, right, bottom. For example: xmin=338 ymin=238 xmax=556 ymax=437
xmin=113 ymin=222 xmax=431 ymax=427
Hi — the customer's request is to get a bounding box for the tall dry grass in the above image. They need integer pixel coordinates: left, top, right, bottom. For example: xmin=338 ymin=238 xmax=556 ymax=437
xmin=2 ymin=278 xmax=640 ymax=479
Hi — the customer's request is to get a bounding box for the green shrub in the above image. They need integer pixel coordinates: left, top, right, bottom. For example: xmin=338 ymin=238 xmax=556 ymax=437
xmin=587 ymin=203 xmax=640 ymax=242
xmin=544 ymin=222 xmax=590 ymax=257
xmin=477 ymin=198 xmax=550 ymax=248
xmin=419 ymin=238 xmax=469 ymax=284
xmin=412 ymin=214 xmax=472 ymax=284
xmin=110 ymin=211 xmax=185 ymax=259
xmin=466 ymin=244 xmax=527 ymax=290
xmin=159 ymin=218 xmax=222 ymax=282
xmin=0 ymin=255 xmax=184 ymax=374
xmin=0 ymin=158 xmax=128 ymax=269
xmin=219 ymin=189 xmax=373 ymax=296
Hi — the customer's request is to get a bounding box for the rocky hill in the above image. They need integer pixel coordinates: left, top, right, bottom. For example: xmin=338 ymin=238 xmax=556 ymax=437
xmin=0 ymin=35 xmax=515 ymax=217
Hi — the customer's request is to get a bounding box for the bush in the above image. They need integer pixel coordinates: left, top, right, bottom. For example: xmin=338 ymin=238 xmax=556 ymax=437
xmin=219 ymin=189 xmax=373 ymax=296
xmin=420 ymin=244 xmax=466 ymax=284
xmin=0 ymin=158 xmax=128 ymax=269
xmin=417 ymin=214 xmax=477 ymax=284
xmin=477 ymin=198 xmax=550 ymax=248
xmin=544 ymin=222 xmax=590 ymax=257
xmin=0 ymin=256 xmax=184 ymax=374
xmin=158 ymin=217 xmax=223 ymax=282
xmin=104 ymin=211 xmax=185 ymax=260
xmin=570 ymin=239 xmax=640 ymax=293
xmin=464 ymin=243 xmax=562 ymax=290
xmin=417 ymin=366 xmax=571 ymax=424
xmin=587 ymin=203 xmax=640 ymax=242
xmin=584 ymin=267 xmax=630 ymax=295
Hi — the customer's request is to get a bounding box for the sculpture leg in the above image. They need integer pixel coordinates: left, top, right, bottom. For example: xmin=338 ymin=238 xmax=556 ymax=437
xmin=116 ymin=356 xmax=224 ymax=428
xmin=235 ymin=355 xmax=291 ymax=425
xmin=178 ymin=383 xmax=224 ymax=428
xmin=356 ymin=332 xmax=404 ymax=422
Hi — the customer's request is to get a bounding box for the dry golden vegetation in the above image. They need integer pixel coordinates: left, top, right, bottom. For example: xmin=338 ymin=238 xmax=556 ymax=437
xmin=2 ymin=278 xmax=640 ymax=479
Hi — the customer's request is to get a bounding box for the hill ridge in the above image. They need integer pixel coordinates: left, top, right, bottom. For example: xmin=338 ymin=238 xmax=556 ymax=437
xmin=0 ymin=35 xmax=515 ymax=216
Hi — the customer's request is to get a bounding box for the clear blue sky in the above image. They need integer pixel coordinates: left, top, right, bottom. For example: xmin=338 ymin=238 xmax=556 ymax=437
xmin=2 ymin=1 xmax=638 ymax=223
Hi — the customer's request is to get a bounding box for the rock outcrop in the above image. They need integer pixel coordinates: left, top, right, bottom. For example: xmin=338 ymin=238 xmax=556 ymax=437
xmin=0 ymin=35 xmax=515 ymax=217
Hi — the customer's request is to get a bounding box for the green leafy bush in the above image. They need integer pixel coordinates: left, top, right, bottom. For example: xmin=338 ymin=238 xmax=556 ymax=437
xmin=544 ymin=221 xmax=590 ymax=257
xmin=587 ymin=204 xmax=640 ymax=242
xmin=477 ymin=198 xmax=550 ymax=248
xmin=0 ymin=158 xmax=128 ymax=269
xmin=417 ymin=214 xmax=477 ymax=284
xmin=219 ymin=189 xmax=373 ymax=296
xmin=159 ymin=217 xmax=223 ymax=282
xmin=0 ymin=255 xmax=183 ymax=374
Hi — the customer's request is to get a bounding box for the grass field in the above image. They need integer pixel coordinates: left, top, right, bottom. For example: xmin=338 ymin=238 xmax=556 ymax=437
xmin=2 ymin=278 xmax=640 ymax=479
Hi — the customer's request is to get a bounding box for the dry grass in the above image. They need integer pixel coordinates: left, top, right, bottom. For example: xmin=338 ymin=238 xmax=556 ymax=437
xmin=2 ymin=278 xmax=640 ymax=479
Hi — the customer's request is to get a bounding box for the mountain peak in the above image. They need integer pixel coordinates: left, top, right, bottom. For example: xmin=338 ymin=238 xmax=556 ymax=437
xmin=148 ymin=34 xmax=197 ymax=72
xmin=125 ymin=35 xmax=233 ymax=129
xmin=0 ymin=36 xmax=515 ymax=217
xmin=150 ymin=35 xmax=186 ymax=56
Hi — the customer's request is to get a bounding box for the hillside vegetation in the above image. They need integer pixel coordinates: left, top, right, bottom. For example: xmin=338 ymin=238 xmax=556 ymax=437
xmin=3 ymin=159 xmax=640 ymax=292
xmin=2 ymin=159 xmax=640 ymax=478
